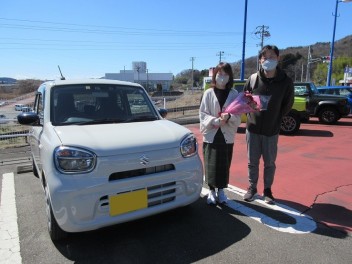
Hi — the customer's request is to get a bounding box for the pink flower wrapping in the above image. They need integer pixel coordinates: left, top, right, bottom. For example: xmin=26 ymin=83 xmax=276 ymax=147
xmin=222 ymin=92 xmax=269 ymax=115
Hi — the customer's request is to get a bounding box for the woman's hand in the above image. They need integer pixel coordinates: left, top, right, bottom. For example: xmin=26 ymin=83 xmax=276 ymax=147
xmin=220 ymin=113 xmax=231 ymax=125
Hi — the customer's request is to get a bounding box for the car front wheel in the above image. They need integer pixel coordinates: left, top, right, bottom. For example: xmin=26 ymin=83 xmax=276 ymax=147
xmin=281 ymin=112 xmax=301 ymax=135
xmin=318 ymin=107 xmax=339 ymax=124
xmin=44 ymin=184 xmax=67 ymax=241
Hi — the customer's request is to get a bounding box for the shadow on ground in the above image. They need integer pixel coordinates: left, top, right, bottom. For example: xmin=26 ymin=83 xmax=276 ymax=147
xmin=54 ymin=197 xmax=251 ymax=264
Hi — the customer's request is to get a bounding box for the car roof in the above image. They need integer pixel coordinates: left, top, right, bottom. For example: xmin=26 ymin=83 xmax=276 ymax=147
xmin=42 ymin=78 xmax=142 ymax=88
xmin=318 ymin=86 xmax=350 ymax=89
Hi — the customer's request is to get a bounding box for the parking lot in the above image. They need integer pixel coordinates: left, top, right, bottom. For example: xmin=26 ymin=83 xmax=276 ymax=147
xmin=0 ymin=116 xmax=351 ymax=263
xmin=186 ymin=116 xmax=352 ymax=234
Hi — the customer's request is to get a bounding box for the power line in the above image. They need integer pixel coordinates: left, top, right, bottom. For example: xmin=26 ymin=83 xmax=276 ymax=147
xmin=0 ymin=17 xmax=242 ymax=37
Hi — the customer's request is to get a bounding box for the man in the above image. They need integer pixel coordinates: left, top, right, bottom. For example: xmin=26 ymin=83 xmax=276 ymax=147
xmin=243 ymin=45 xmax=294 ymax=204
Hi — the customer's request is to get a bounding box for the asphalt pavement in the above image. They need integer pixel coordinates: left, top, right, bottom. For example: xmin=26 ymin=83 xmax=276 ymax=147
xmin=186 ymin=117 xmax=352 ymax=234
xmin=0 ymin=117 xmax=351 ymax=263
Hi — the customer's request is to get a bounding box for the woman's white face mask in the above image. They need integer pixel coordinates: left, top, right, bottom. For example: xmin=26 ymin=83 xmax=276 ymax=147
xmin=216 ymin=74 xmax=229 ymax=87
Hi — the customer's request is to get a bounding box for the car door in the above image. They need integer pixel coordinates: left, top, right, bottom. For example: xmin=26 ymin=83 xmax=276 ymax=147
xmin=30 ymin=88 xmax=45 ymax=174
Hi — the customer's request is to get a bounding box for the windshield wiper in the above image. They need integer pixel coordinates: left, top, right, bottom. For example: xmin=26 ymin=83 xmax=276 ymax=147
xmin=75 ymin=118 xmax=126 ymax=125
xmin=125 ymin=116 xmax=158 ymax=122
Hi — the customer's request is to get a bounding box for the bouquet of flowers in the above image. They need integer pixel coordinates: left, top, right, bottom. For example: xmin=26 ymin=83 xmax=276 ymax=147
xmin=222 ymin=92 xmax=271 ymax=115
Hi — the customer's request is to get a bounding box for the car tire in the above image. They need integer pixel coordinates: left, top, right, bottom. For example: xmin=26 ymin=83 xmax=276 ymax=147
xmin=32 ymin=160 xmax=39 ymax=178
xmin=281 ymin=112 xmax=301 ymax=135
xmin=318 ymin=107 xmax=339 ymax=124
xmin=45 ymin=184 xmax=67 ymax=241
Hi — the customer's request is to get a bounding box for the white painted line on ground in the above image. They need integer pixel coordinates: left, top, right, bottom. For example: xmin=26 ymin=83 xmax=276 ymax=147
xmin=201 ymin=185 xmax=317 ymax=234
xmin=0 ymin=173 xmax=22 ymax=264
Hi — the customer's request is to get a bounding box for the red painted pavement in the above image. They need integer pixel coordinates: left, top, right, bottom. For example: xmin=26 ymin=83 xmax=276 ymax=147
xmin=185 ymin=116 xmax=352 ymax=233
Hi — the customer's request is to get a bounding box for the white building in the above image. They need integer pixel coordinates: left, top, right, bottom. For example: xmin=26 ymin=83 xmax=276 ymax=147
xmin=341 ymin=66 xmax=352 ymax=86
xmin=104 ymin=61 xmax=173 ymax=91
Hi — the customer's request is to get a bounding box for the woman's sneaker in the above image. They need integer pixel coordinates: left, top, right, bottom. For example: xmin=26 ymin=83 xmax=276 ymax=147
xmin=207 ymin=190 xmax=217 ymax=205
xmin=217 ymin=189 xmax=228 ymax=204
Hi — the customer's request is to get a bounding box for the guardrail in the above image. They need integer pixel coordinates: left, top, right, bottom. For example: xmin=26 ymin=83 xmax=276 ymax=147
xmin=0 ymin=122 xmax=30 ymax=149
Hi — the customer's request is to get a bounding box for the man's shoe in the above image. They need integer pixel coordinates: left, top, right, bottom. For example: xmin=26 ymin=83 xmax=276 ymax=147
xmin=263 ymin=188 xmax=275 ymax=204
xmin=217 ymin=189 xmax=228 ymax=204
xmin=207 ymin=190 xmax=217 ymax=205
xmin=244 ymin=187 xmax=257 ymax=202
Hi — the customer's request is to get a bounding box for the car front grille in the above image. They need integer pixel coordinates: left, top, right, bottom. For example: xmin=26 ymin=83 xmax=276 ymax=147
xmin=108 ymin=164 xmax=175 ymax=181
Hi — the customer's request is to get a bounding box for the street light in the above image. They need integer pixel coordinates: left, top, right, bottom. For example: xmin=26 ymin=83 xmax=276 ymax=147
xmin=326 ymin=0 xmax=352 ymax=86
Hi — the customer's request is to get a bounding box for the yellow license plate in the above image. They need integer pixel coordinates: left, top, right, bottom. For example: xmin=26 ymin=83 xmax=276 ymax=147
xmin=109 ymin=189 xmax=148 ymax=216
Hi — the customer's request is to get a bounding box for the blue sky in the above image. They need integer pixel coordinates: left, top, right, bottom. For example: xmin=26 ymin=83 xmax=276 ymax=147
xmin=1 ymin=0 xmax=352 ymax=80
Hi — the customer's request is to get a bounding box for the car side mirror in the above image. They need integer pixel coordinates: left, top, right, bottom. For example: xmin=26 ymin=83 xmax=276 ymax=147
xmin=17 ymin=112 xmax=41 ymax=126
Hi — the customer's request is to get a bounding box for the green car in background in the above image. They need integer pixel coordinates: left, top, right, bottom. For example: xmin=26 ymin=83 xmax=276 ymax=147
xmin=239 ymin=95 xmax=308 ymax=135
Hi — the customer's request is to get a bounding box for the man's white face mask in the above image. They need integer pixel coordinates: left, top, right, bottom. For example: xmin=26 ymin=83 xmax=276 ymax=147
xmin=261 ymin=59 xmax=278 ymax=71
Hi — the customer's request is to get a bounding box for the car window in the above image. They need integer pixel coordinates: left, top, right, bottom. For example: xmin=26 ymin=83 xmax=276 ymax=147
xmin=51 ymin=84 xmax=158 ymax=125
xmin=294 ymin=86 xmax=307 ymax=96
xmin=37 ymin=93 xmax=44 ymax=121
xmin=319 ymin=87 xmax=352 ymax=96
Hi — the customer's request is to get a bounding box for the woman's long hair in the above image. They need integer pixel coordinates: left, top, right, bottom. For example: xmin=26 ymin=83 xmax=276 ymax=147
xmin=211 ymin=62 xmax=234 ymax=89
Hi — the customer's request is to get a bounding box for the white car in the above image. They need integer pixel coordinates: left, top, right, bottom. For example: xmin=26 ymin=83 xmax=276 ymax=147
xmin=21 ymin=106 xmax=33 ymax=112
xmin=15 ymin=104 xmax=25 ymax=111
xmin=0 ymin=114 xmax=9 ymax=124
xmin=17 ymin=79 xmax=203 ymax=241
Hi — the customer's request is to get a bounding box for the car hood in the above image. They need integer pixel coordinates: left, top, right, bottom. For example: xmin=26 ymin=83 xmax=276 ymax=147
xmin=314 ymin=93 xmax=348 ymax=101
xmin=53 ymin=120 xmax=191 ymax=156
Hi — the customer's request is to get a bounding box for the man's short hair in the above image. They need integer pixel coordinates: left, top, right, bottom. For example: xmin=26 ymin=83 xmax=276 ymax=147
xmin=259 ymin=45 xmax=279 ymax=59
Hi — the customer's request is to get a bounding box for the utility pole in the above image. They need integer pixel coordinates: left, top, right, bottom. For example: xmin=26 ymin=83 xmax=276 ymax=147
xmin=146 ymin=69 xmax=149 ymax=92
xmin=254 ymin=25 xmax=270 ymax=70
xmin=305 ymin=46 xmax=323 ymax=81
xmin=134 ymin=65 xmax=141 ymax=84
xmin=306 ymin=46 xmax=312 ymax=82
xmin=255 ymin=25 xmax=270 ymax=49
xmin=190 ymin=57 xmax=195 ymax=91
xmin=216 ymin=51 xmax=225 ymax=63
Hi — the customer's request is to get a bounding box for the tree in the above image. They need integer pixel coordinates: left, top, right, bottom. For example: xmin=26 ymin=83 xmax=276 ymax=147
xmin=313 ymin=57 xmax=352 ymax=85
xmin=16 ymin=79 xmax=42 ymax=94
xmin=173 ymin=69 xmax=208 ymax=90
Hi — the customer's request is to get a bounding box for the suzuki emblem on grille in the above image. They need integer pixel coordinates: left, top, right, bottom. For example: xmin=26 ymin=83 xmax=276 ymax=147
xmin=140 ymin=155 xmax=150 ymax=166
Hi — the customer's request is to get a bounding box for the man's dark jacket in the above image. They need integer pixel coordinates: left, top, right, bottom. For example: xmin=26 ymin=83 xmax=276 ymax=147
xmin=243 ymin=67 xmax=294 ymax=136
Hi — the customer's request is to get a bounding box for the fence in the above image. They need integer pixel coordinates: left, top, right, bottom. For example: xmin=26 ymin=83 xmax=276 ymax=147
xmin=0 ymin=121 xmax=29 ymax=149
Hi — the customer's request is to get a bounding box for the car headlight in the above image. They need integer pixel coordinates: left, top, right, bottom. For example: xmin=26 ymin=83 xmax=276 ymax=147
xmin=180 ymin=134 xmax=198 ymax=158
xmin=54 ymin=146 xmax=96 ymax=174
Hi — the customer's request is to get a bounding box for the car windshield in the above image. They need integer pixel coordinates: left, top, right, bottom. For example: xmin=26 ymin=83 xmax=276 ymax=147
xmin=318 ymin=87 xmax=352 ymax=96
xmin=309 ymin=83 xmax=320 ymax=95
xmin=51 ymin=84 xmax=159 ymax=126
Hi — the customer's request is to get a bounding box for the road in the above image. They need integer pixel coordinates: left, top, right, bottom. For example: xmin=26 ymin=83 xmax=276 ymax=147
xmin=0 ymin=117 xmax=351 ymax=264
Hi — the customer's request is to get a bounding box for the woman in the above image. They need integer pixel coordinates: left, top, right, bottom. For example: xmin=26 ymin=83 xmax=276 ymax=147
xmin=199 ymin=62 xmax=241 ymax=204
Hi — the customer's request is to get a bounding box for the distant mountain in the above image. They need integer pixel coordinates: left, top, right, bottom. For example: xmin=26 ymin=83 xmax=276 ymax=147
xmin=282 ymin=35 xmax=352 ymax=59
xmin=0 ymin=77 xmax=17 ymax=84
xmin=232 ymin=35 xmax=352 ymax=82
